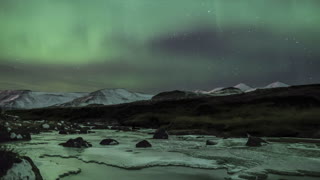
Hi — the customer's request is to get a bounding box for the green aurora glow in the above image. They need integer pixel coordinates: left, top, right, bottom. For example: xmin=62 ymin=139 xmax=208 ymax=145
xmin=0 ymin=0 xmax=319 ymax=92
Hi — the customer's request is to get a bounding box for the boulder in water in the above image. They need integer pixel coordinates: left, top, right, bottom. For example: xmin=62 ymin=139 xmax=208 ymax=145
xmin=59 ymin=130 xmax=68 ymax=135
xmin=246 ymin=136 xmax=268 ymax=147
xmin=153 ymin=128 xmax=169 ymax=139
xmin=100 ymin=139 xmax=119 ymax=145
xmin=206 ymin=140 xmax=217 ymax=145
xmin=136 ymin=140 xmax=152 ymax=148
xmin=59 ymin=137 xmax=92 ymax=148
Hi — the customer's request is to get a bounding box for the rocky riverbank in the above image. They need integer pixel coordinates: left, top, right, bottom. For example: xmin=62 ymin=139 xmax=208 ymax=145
xmin=1 ymin=128 xmax=319 ymax=180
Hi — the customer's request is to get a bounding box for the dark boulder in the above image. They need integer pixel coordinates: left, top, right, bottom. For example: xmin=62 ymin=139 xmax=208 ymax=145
xmin=0 ymin=128 xmax=31 ymax=142
xmin=71 ymin=123 xmax=81 ymax=130
xmin=18 ymin=132 xmax=31 ymax=141
xmin=68 ymin=129 xmax=77 ymax=134
xmin=13 ymin=129 xmax=32 ymax=141
xmin=206 ymin=140 xmax=217 ymax=145
xmin=0 ymin=125 xmax=10 ymax=142
xmin=246 ymin=136 xmax=268 ymax=147
xmin=0 ymin=146 xmax=43 ymax=180
xmin=26 ymin=127 xmax=40 ymax=134
xmin=59 ymin=130 xmax=68 ymax=135
xmin=131 ymin=126 xmax=140 ymax=131
xmin=78 ymin=128 xmax=90 ymax=134
xmin=100 ymin=139 xmax=119 ymax=145
xmin=136 ymin=140 xmax=152 ymax=148
xmin=59 ymin=137 xmax=92 ymax=148
xmin=0 ymin=146 xmax=23 ymax=177
xmin=153 ymin=129 xmax=169 ymax=139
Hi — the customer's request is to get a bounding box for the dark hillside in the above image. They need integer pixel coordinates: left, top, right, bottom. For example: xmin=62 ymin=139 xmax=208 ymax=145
xmin=9 ymin=84 xmax=320 ymax=138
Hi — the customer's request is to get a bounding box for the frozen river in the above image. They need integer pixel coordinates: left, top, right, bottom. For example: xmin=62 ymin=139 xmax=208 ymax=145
xmin=5 ymin=129 xmax=320 ymax=180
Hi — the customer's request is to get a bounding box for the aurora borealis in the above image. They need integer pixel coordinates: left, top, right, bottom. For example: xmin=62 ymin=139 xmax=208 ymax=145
xmin=0 ymin=0 xmax=319 ymax=93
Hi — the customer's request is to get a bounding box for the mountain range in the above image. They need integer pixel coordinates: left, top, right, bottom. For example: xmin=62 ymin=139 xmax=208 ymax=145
xmin=57 ymin=89 xmax=153 ymax=107
xmin=195 ymin=82 xmax=290 ymax=95
xmin=0 ymin=89 xmax=153 ymax=110
xmin=0 ymin=82 xmax=289 ymax=110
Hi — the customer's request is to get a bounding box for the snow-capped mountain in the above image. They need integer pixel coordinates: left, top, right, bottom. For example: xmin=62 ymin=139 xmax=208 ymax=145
xmin=57 ymin=88 xmax=153 ymax=107
xmin=195 ymin=83 xmax=251 ymax=95
xmin=195 ymin=82 xmax=290 ymax=96
xmin=245 ymin=82 xmax=290 ymax=92
xmin=264 ymin=82 xmax=290 ymax=89
xmin=0 ymin=90 xmax=88 ymax=110
xmin=234 ymin=83 xmax=252 ymax=92
xmin=210 ymin=87 xmax=243 ymax=96
xmin=208 ymin=87 xmax=225 ymax=94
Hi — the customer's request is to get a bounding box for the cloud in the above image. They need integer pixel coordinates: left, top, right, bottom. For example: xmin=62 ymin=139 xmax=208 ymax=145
xmin=149 ymin=25 xmax=319 ymax=62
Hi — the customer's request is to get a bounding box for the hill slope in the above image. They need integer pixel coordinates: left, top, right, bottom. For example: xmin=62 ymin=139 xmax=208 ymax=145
xmin=10 ymin=84 xmax=320 ymax=138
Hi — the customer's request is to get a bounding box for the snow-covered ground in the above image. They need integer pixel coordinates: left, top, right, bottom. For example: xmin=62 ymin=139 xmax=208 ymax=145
xmin=4 ymin=129 xmax=320 ymax=180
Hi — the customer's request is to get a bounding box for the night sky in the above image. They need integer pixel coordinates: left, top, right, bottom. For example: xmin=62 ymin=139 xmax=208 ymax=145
xmin=0 ymin=0 xmax=319 ymax=93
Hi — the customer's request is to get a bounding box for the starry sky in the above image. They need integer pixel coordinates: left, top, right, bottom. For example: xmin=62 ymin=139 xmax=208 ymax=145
xmin=0 ymin=0 xmax=319 ymax=93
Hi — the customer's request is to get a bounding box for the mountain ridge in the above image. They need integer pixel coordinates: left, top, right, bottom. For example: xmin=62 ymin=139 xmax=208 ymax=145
xmin=0 ymin=89 xmax=153 ymax=110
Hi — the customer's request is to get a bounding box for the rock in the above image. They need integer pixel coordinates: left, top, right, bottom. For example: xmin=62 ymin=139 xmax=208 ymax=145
xmin=153 ymin=128 xmax=169 ymax=139
xmin=136 ymin=140 xmax=152 ymax=148
xmin=100 ymin=139 xmax=119 ymax=145
xmin=59 ymin=137 xmax=92 ymax=148
xmin=0 ymin=125 xmax=31 ymax=142
xmin=0 ymin=154 xmax=43 ymax=180
xmin=246 ymin=136 xmax=268 ymax=147
xmin=206 ymin=140 xmax=217 ymax=145
xmin=21 ymin=133 xmax=31 ymax=141
xmin=1 ymin=159 xmax=35 ymax=180
xmin=59 ymin=130 xmax=68 ymax=135
xmin=0 ymin=113 xmax=20 ymax=121
xmin=78 ymin=128 xmax=90 ymax=134
xmin=131 ymin=126 xmax=140 ymax=131
xmin=68 ymin=129 xmax=77 ymax=134
xmin=16 ymin=134 xmax=23 ymax=140
xmin=10 ymin=133 xmax=17 ymax=139
xmin=27 ymin=127 xmax=40 ymax=135
xmin=71 ymin=123 xmax=81 ymax=129
xmin=42 ymin=124 xmax=50 ymax=129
